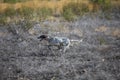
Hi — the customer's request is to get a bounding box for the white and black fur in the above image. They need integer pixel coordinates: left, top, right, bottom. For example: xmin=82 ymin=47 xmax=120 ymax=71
xmin=38 ymin=35 xmax=82 ymax=52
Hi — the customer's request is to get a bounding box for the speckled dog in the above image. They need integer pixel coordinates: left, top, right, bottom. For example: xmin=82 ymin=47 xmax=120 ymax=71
xmin=38 ymin=35 xmax=71 ymax=52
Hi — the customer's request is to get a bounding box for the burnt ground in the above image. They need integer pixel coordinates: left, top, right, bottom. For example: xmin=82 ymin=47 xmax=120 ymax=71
xmin=0 ymin=13 xmax=120 ymax=80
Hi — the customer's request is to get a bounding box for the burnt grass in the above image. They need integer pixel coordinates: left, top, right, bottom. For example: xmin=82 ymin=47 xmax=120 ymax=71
xmin=0 ymin=13 xmax=120 ymax=80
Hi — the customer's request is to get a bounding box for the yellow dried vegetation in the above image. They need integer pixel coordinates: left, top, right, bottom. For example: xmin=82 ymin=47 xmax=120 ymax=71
xmin=0 ymin=0 xmax=89 ymax=13
xmin=0 ymin=0 xmax=120 ymax=13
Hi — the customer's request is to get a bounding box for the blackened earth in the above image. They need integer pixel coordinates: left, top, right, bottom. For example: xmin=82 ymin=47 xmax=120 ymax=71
xmin=0 ymin=14 xmax=120 ymax=80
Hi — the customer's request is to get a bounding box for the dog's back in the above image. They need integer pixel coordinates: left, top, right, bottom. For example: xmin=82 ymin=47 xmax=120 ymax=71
xmin=48 ymin=37 xmax=70 ymax=46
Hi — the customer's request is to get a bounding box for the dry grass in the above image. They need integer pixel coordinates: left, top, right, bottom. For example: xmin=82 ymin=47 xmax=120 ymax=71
xmin=0 ymin=0 xmax=120 ymax=13
xmin=111 ymin=0 xmax=120 ymax=6
xmin=0 ymin=0 xmax=89 ymax=13
xmin=0 ymin=0 xmax=120 ymax=23
xmin=0 ymin=0 xmax=119 ymax=13
xmin=51 ymin=26 xmax=70 ymax=33
xmin=95 ymin=26 xmax=120 ymax=38
xmin=95 ymin=26 xmax=108 ymax=32
xmin=112 ymin=29 xmax=120 ymax=38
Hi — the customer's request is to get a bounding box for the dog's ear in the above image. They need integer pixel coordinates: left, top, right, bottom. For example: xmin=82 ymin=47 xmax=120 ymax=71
xmin=37 ymin=35 xmax=47 ymax=41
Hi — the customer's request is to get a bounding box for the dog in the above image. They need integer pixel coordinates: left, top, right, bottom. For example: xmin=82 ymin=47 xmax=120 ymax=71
xmin=38 ymin=35 xmax=83 ymax=52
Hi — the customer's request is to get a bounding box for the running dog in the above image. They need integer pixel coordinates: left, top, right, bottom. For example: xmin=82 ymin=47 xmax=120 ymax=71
xmin=38 ymin=34 xmax=82 ymax=52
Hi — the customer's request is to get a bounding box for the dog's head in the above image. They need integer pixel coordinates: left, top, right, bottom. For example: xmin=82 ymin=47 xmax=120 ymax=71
xmin=37 ymin=35 xmax=48 ymax=41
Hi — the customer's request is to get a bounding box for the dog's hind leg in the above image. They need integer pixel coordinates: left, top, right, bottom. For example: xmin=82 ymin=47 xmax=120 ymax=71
xmin=63 ymin=44 xmax=70 ymax=53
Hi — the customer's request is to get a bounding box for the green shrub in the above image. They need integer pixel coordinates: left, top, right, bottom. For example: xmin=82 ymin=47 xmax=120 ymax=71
xmin=0 ymin=16 xmax=7 ymax=25
xmin=17 ymin=7 xmax=34 ymax=16
xmin=4 ymin=7 xmax=16 ymax=17
xmin=101 ymin=0 xmax=111 ymax=11
xmin=23 ymin=21 xmax=33 ymax=31
xmin=36 ymin=7 xmax=53 ymax=20
xmin=98 ymin=37 xmax=107 ymax=45
xmin=62 ymin=8 xmax=75 ymax=21
xmin=62 ymin=2 xmax=89 ymax=21
xmin=17 ymin=20 xmax=33 ymax=31
xmin=17 ymin=7 xmax=53 ymax=20
xmin=16 ymin=6 xmax=35 ymax=20
xmin=0 ymin=6 xmax=53 ymax=24
xmin=89 ymin=0 xmax=111 ymax=11
xmin=3 ymin=0 xmax=29 ymax=3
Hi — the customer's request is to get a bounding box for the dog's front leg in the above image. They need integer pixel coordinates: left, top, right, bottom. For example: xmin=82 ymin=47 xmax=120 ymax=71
xmin=63 ymin=46 xmax=67 ymax=53
xmin=48 ymin=45 xmax=52 ymax=50
xmin=57 ymin=45 xmax=62 ymax=51
xmin=63 ymin=44 xmax=70 ymax=53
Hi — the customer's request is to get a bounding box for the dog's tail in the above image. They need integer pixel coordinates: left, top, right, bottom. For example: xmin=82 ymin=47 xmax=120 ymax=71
xmin=70 ymin=39 xmax=83 ymax=43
